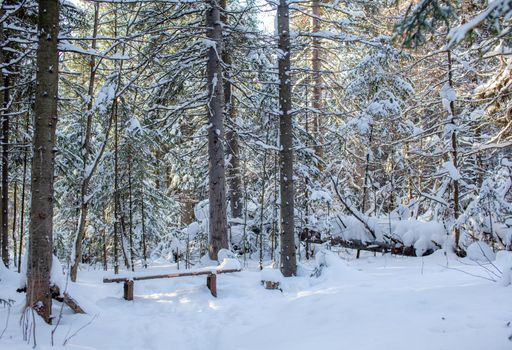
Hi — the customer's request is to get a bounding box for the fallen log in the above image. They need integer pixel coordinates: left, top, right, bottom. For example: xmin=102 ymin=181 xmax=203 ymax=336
xmin=329 ymin=238 xmax=434 ymax=257
xmin=16 ymin=285 xmax=85 ymax=314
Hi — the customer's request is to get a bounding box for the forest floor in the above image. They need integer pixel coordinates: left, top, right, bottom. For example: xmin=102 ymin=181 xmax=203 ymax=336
xmin=0 ymin=249 xmax=511 ymax=350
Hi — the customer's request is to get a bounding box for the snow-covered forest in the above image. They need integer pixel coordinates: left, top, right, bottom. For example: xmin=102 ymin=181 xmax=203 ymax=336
xmin=0 ymin=0 xmax=511 ymax=349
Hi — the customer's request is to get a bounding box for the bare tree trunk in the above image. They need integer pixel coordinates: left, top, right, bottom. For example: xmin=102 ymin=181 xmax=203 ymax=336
xmin=1 ymin=75 xmax=8 ymax=268
xmin=271 ymin=155 xmax=278 ymax=262
xmin=128 ymin=150 xmax=134 ymax=271
xmin=18 ymin=113 xmax=29 ymax=273
xmin=311 ymin=0 xmax=324 ymax=169
xmin=113 ymin=100 xmax=120 ymax=274
xmin=226 ymin=108 xmax=242 ymax=219
xmin=219 ymin=0 xmax=242 ymax=220
xmin=0 ymin=11 xmax=8 ymax=266
xmin=180 ymin=191 xmax=196 ymax=225
xmin=102 ymin=208 xmax=107 ymax=271
xmin=141 ymin=188 xmax=147 ymax=268
xmin=259 ymin=132 xmax=269 ymax=270
xmin=70 ymin=3 xmax=100 ymax=282
xmin=447 ymin=50 xmax=462 ymax=253
xmin=278 ymin=0 xmax=297 ymax=277
xmin=361 ymin=126 xmax=373 ymax=213
xmin=12 ymin=182 xmax=17 ymax=267
xmin=26 ymin=0 xmax=59 ymax=323
xmin=206 ymin=0 xmax=228 ymax=261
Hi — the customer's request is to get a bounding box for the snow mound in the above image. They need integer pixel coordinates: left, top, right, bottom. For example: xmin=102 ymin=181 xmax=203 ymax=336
xmin=313 ymin=250 xmax=361 ymax=281
xmin=393 ymin=220 xmax=447 ymax=256
xmin=261 ymin=268 xmax=283 ymax=283
xmin=217 ymin=249 xmax=237 ymax=262
xmin=496 ymin=251 xmax=512 ymax=287
xmin=218 ymin=258 xmax=241 ymax=271
xmin=466 ymin=242 xmax=496 ymax=262
xmin=199 ymin=254 xmax=217 ymax=266
xmin=0 ymin=262 xmax=22 ymax=303
xmin=51 ymin=255 xmax=65 ymax=288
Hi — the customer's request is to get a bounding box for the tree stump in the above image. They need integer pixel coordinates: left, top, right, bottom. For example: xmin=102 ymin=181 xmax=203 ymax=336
xmin=263 ymin=281 xmax=280 ymax=290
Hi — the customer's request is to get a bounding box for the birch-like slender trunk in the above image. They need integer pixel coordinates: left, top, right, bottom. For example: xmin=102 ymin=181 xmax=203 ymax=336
xmin=26 ymin=0 xmax=59 ymax=323
xmin=206 ymin=0 xmax=228 ymax=260
xmin=278 ymin=0 xmax=297 ymax=276
xmin=141 ymin=188 xmax=147 ymax=268
xmin=447 ymin=50 xmax=462 ymax=253
xmin=17 ymin=113 xmax=29 ymax=273
xmin=70 ymin=3 xmax=100 ymax=281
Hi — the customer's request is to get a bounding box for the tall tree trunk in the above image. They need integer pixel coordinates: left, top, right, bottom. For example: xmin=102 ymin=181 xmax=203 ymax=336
xmin=113 ymin=100 xmax=120 ymax=274
xmin=311 ymin=0 xmax=324 ymax=169
xmin=447 ymin=50 xmax=461 ymax=252
xmin=225 ymin=93 xmax=242 ymax=219
xmin=259 ymin=131 xmax=270 ymax=270
xmin=18 ymin=113 xmax=29 ymax=273
xmin=0 ymin=12 xmax=7 ymax=266
xmin=70 ymin=3 xmax=100 ymax=282
xmin=12 ymin=182 xmax=17 ymax=267
xmin=128 ymin=150 xmax=134 ymax=272
xmin=206 ymin=0 xmax=228 ymax=261
xmin=102 ymin=208 xmax=107 ymax=271
xmin=1 ymin=75 xmax=8 ymax=268
xmin=219 ymin=0 xmax=242 ymax=220
xmin=26 ymin=0 xmax=59 ymax=324
xmin=361 ymin=126 xmax=373 ymax=213
xmin=278 ymin=0 xmax=297 ymax=276
xmin=141 ymin=187 xmax=147 ymax=268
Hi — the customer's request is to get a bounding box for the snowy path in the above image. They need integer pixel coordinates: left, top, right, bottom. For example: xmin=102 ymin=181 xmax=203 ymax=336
xmin=1 ymin=251 xmax=511 ymax=350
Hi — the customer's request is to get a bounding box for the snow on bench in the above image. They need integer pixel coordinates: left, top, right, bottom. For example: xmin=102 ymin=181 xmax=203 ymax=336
xmin=103 ymin=264 xmax=241 ymax=300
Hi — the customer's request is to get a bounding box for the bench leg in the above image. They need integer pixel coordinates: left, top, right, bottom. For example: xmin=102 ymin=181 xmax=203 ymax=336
xmin=206 ymin=274 xmax=217 ymax=297
xmin=123 ymin=280 xmax=134 ymax=301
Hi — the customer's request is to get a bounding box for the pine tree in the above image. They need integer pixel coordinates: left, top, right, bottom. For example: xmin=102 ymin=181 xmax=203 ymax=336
xmin=26 ymin=0 xmax=59 ymax=324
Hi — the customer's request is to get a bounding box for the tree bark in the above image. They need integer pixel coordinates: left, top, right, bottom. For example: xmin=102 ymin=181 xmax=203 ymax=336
xmin=206 ymin=0 xmax=228 ymax=261
xmin=1 ymin=79 xmax=8 ymax=268
xmin=26 ymin=0 xmax=59 ymax=324
xmin=278 ymin=0 xmax=297 ymax=276
xmin=141 ymin=188 xmax=147 ymax=268
xmin=18 ymin=113 xmax=29 ymax=273
xmin=113 ymin=99 xmax=120 ymax=274
xmin=0 ymin=13 xmax=7 ymax=267
xmin=311 ymin=0 xmax=324 ymax=169
xmin=128 ymin=149 xmax=134 ymax=272
xmin=447 ymin=50 xmax=461 ymax=252
xmin=219 ymin=0 xmax=243 ymax=220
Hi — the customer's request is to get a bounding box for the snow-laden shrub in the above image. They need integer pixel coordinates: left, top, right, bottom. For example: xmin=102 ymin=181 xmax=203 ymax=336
xmin=218 ymin=258 xmax=241 ymax=270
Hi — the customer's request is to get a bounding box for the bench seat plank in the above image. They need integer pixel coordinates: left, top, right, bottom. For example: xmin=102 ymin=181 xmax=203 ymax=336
xmin=103 ymin=268 xmax=241 ymax=300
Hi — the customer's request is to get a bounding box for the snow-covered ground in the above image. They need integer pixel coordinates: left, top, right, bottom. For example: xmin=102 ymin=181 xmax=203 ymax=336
xmin=1 ymin=250 xmax=511 ymax=350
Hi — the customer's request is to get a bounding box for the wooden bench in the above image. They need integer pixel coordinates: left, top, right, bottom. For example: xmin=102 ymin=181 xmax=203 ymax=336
xmin=103 ymin=269 xmax=241 ymax=300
